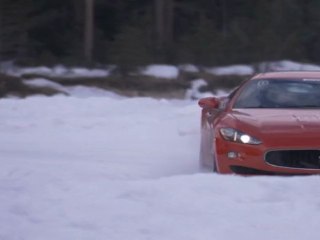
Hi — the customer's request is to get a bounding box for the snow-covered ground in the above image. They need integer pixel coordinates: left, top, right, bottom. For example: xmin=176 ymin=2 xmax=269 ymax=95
xmin=1 ymin=92 xmax=320 ymax=240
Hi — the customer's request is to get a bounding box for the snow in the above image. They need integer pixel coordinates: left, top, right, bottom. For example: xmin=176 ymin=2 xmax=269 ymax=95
xmin=1 ymin=92 xmax=320 ymax=240
xmin=203 ymin=60 xmax=320 ymax=76
xmin=185 ymin=79 xmax=215 ymax=99
xmin=260 ymin=60 xmax=320 ymax=72
xmin=3 ymin=60 xmax=320 ymax=84
xmin=179 ymin=64 xmax=199 ymax=73
xmin=141 ymin=64 xmax=179 ymax=79
xmin=23 ymin=78 xmax=64 ymax=89
xmin=2 ymin=65 xmax=111 ymax=78
xmin=206 ymin=64 xmax=254 ymax=76
xmin=185 ymin=79 xmax=229 ymax=99
xmin=23 ymin=78 xmax=123 ymax=98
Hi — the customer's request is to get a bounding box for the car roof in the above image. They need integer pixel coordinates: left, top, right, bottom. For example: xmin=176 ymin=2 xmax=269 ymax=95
xmin=252 ymin=71 xmax=320 ymax=80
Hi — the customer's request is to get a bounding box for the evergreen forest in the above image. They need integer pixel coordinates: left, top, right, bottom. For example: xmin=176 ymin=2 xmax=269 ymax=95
xmin=1 ymin=0 xmax=320 ymax=67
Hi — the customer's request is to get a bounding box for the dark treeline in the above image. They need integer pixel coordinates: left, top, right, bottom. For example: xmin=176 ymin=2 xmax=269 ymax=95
xmin=0 ymin=0 xmax=320 ymax=67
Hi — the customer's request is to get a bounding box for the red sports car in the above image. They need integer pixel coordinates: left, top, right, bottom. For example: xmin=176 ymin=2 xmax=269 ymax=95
xmin=198 ymin=71 xmax=320 ymax=175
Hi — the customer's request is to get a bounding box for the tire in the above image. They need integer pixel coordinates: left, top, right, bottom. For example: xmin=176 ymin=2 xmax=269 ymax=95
xmin=199 ymin=129 xmax=208 ymax=170
xmin=200 ymin=127 xmax=217 ymax=172
xmin=212 ymin=151 xmax=218 ymax=173
xmin=212 ymin=156 xmax=217 ymax=172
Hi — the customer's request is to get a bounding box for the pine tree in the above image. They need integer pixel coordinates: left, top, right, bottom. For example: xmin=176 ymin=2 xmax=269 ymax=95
xmin=109 ymin=24 xmax=152 ymax=73
xmin=0 ymin=0 xmax=34 ymax=61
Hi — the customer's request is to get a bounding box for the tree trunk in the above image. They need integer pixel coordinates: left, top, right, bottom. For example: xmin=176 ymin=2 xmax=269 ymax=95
xmin=154 ymin=0 xmax=174 ymax=62
xmin=165 ymin=0 xmax=174 ymax=46
xmin=0 ymin=2 xmax=2 ymax=61
xmin=221 ymin=0 xmax=227 ymax=38
xmin=155 ymin=0 xmax=165 ymax=53
xmin=84 ymin=0 xmax=94 ymax=63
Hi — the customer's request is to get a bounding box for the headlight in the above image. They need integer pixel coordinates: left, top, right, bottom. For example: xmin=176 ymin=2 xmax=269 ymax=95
xmin=219 ymin=128 xmax=262 ymax=145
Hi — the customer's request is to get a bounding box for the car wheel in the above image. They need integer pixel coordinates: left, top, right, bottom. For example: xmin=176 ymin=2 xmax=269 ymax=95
xmin=212 ymin=152 xmax=218 ymax=173
xmin=213 ymin=162 xmax=217 ymax=172
xmin=199 ymin=129 xmax=208 ymax=170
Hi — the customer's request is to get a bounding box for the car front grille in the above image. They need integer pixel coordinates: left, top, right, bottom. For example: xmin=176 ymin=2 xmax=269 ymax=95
xmin=265 ymin=150 xmax=320 ymax=169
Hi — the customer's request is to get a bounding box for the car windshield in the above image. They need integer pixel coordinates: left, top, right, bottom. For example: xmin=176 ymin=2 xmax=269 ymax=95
xmin=234 ymin=78 xmax=320 ymax=109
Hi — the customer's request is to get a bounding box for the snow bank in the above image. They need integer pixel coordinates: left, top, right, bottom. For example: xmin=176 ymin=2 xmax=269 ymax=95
xmin=185 ymin=79 xmax=214 ymax=99
xmin=206 ymin=64 xmax=254 ymax=76
xmin=204 ymin=60 xmax=320 ymax=76
xmin=3 ymin=65 xmax=111 ymax=78
xmin=179 ymin=64 xmax=199 ymax=73
xmin=260 ymin=60 xmax=320 ymax=71
xmin=141 ymin=64 xmax=179 ymax=79
xmin=23 ymin=78 xmax=64 ymax=89
xmin=3 ymin=60 xmax=320 ymax=82
xmin=23 ymin=78 xmax=123 ymax=98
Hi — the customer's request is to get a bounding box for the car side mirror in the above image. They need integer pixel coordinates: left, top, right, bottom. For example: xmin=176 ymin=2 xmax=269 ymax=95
xmin=198 ymin=97 xmax=220 ymax=109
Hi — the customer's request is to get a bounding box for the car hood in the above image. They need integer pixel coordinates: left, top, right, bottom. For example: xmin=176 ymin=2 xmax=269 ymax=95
xmin=231 ymin=109 xmax=320 ymax=134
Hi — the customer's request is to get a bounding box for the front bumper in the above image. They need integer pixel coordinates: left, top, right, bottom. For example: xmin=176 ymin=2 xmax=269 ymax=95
xmin=215 ymin=138 xmax=320 ymax=175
